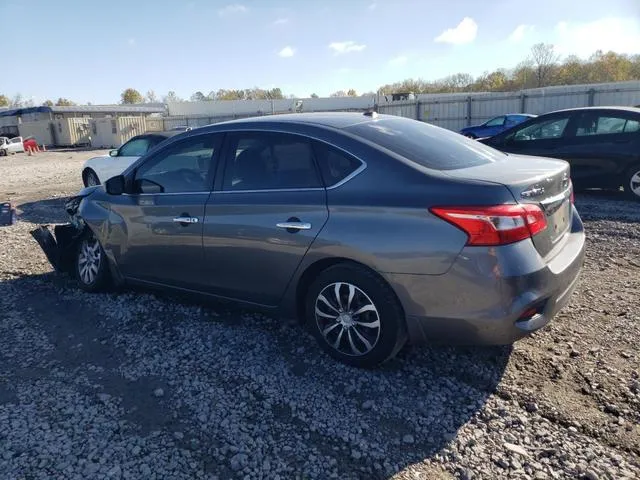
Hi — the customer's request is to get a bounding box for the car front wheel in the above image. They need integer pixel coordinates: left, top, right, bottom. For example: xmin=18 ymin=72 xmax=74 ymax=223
xmin=76 ymin=233 xmax=110 ymax=292
xmin=305 ymin=264 xmax=407 ymax=368
xmin=624 ymin=165 xmax=640 ymax=201
xmin=83 ymin=169 xmax=100 ymax=187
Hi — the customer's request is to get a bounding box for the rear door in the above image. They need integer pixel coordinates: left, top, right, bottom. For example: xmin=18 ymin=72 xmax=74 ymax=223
xmin=202 ymin=131 xmax=329 ymax=306
xmin=556 ymin=111 xmax=640 ymax=187
xmin=106 ymin=133 xmax=222 ymax=288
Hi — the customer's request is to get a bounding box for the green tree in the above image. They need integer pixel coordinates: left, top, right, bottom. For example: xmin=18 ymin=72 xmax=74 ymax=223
xmin=0 ymin=94 xmax=9 ymax=107
xmin=310 ymin=93 xmax=319 ymax=98
xmin=121 ymin=88 xmax=144 ymax=104
xmin=42 ymin=99 xmax=54 ymax=107
xmin=190 ymin=91 xmax=207 ymax=101
xmin=55 ymin=97 xmax=75 ymax=106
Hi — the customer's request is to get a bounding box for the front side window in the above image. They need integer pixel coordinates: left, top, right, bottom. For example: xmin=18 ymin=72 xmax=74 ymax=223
xmin=134 ymin=134 xmax=218 ymax=193
xmin=223 ymin=132 xmax=322 ymax=191
xmin=119 ymin=138 xmax=150 ymax=157
xmin=512 ymin=116 xmax=570 ymax=141
xmin=576 ymin=114 xmax=640 ymax=136
xmin=485 ymin=116 xmax=505 ymax=127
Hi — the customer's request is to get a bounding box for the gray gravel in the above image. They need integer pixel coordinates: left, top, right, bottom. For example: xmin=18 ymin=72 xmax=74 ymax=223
xmin=0 ymin=151 xmax=639 ymax=479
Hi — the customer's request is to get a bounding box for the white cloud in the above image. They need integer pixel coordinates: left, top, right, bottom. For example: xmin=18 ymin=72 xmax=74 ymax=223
xmin=218 ymin=4 xmax=247 ymax=17
xmin=278 ymin=46 xmax=295 ymax=58
xmin=434 ymin=17 xmax=478 ymax=45
xmin=328 ymin=41 xmax=366 ymax=55
xmin=509 ymin=24 xmax=534 ymax=42
xmin=554 ymin=17 xmax=640 ymax=57
xmin=127 ymin=38 xmax=136 ymax=46
xmin=272 ymin=17 xmax=289 ymax=26
xmin=388 ymin=55 xmax=408 ymax=67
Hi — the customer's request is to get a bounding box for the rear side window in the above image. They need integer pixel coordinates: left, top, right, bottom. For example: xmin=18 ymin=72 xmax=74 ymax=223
xmin=312 ymin=142 xmax=361 ymax=186
xmin=223 ymin=132 xmax=322 ymax=191
xmin=576 ymin=113 xmax=640 ymax=136
xmin=345 ymin=117 xmax=504 ymax=170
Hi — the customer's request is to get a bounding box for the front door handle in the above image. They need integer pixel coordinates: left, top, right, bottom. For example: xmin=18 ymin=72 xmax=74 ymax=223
xmin=276 ymin=221 xmax=311 ymax=230
xmin=173 ymin=216 xmax=199 ymax=224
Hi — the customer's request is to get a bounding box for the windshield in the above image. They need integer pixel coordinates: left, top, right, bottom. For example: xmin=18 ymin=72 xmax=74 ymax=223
xmin=345 ymin=117 xmax=506 ymax=170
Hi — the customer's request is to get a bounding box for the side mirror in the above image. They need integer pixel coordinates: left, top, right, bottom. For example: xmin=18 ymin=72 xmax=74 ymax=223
xmin=105 ymin=175 xmax=125 ymax=195
xmin=109 ymin=149 xmax=118 ymax=157
xmin=135 ymin=178 xmax=164 ymax=194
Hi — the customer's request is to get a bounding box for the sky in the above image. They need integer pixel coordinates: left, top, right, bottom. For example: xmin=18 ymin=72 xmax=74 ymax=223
xmin=1 ymin=0 xmax=639 ymax=104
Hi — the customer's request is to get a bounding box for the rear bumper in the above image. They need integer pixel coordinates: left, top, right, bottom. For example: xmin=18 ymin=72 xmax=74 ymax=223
xmin=385 ymin=206 xmax=586 ymax=345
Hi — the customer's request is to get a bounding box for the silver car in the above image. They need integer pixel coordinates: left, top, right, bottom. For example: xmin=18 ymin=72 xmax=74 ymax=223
xmin=32 ymin=113 xmax=585 ymax=367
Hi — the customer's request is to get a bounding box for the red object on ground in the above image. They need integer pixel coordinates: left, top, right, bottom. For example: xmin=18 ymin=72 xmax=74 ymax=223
xmin=23 ymin=138 xmax=38 ymax=151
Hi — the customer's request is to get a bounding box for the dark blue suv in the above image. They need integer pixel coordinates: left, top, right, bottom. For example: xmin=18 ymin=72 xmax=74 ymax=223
xmin=460 ymin=114 xmax=536 ymax=139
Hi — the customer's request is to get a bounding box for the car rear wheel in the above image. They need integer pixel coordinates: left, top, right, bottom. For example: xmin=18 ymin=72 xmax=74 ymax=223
xmin=83 ymin=169 xmax=100 ymax=187
xmin=624 ymin=165 xmax=640 ymax=201
xmin=464 ymin=133 xmax=477 ymax=139
xmin=76 ymin=233 xmax=110 ymax=292
xmin=0 ymin=149 xmax=6 ymax=156
xmin=305 ymin=264 xmax=407 ymax=368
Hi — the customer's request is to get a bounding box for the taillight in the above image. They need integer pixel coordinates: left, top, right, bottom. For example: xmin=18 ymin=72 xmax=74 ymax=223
xmin=430 ymin=204 xmax=547 ymax=246
xmin=569 ymin=180 xmax=574 ymax=204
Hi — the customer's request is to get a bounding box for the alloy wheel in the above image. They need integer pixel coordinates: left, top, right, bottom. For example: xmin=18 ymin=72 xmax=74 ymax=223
xmin=86 ymin=172 xmax=99 ymax=187
xmin=314 ymin=282 xmax=381 ymax=357
xmin=629 ymin=170 xmax=640 ymax=198
xmin=78 ymin=237 xmax=101 ymax=285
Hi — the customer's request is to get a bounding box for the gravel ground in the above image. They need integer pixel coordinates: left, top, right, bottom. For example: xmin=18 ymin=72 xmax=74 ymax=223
xmin=0 ymin=151 xmax=638 ymax=480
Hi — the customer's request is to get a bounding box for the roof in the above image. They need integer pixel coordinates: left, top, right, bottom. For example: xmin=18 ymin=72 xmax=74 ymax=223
xmin=0 ymin=104 xmax=165 ymax=118
xmin=550 ymin=106 xmax=640 ymax=114
xmin=217 ymin=111 xmax=383 ymax=129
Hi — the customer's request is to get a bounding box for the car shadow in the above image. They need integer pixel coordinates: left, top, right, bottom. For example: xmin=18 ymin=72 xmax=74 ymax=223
xmin=2 ymin=269 xmax=511 ymax=479
xmin=16 ymin=196 xmax=74 ymax=224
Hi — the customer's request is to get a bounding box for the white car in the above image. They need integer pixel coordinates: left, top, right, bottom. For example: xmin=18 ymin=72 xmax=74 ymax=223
xmin=81 ymin=132 xmax=178 ymax=186
xmin=0 ymin=136 xmax=25 ymax=156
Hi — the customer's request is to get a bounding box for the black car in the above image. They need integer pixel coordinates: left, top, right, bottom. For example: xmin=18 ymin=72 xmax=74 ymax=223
xmin=480 ymin=107 xmax=640 ymax=200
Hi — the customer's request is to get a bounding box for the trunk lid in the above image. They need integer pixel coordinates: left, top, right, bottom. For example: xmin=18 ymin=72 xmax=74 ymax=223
xmin=443 ymin=154 xmax=572 ymax=258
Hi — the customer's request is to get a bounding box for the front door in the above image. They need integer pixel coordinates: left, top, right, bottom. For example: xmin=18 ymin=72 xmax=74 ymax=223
xmin=202 ymin=131 xmax=329 ymax=306
xmin=106 ymin=133 xmax=222 ymax=289
xmin=499 ymin=113 xmax=574 ymax=158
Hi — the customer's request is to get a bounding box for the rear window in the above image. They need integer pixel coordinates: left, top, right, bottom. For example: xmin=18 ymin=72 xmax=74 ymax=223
xmin=345 ymin=117 xmax=504 ymax=170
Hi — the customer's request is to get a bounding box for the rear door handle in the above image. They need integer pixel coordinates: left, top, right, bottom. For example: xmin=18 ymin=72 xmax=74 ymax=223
xmin=173 ymin=216 xmax=199 ymax=224
xmin=276 ymin=221 xmax=311 ymax=230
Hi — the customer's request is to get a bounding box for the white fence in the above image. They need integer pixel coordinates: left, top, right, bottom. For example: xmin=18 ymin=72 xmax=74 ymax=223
xmin=378 ymin=81 xmax=640 ymax=131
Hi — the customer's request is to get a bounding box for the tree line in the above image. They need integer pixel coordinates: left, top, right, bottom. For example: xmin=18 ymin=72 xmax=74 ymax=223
xmin=1 ymin=44 xmax=639 ymax=108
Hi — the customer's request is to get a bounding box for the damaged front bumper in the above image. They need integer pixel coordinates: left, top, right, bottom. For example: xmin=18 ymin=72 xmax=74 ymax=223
xmin=31 ymin=224 xmax=85 ymax=273
xmin=30 ymin=194 xmax=88 ymax=274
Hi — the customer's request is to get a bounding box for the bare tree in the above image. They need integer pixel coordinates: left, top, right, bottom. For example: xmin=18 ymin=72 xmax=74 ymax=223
xmin=530 ymin=43 xmax=559 ymax=87
xmin=145 ymin=90 xmax=158 ymax=103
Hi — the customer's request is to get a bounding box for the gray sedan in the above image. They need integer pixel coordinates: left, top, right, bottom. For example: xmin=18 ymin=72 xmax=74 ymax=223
xmin=32 ymin=112 xmax=585 ymax=367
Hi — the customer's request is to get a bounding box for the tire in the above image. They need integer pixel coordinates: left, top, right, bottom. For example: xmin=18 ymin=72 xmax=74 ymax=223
xmin=0 ymin=149 xmax=6 ymax=156
xmin=624 ymin=164 xmax=640 ymax=201
xmin=305 ymin=263 xmax=407 ymax=368
xmin=75 ymin=232 xmax=111 ymax=292
xmin=83 ymin=169 xmax=100 ymax=187
xmin=464 ymin=133 xmax=477 ymax=139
